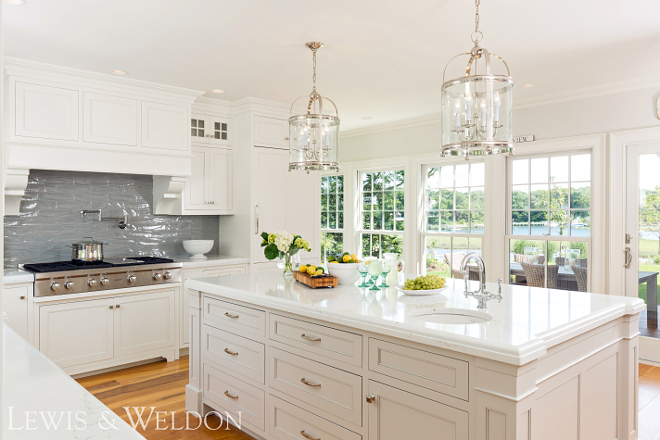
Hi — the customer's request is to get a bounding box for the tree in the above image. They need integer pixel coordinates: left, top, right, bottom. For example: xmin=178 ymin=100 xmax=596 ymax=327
xmin=641 ymin=185 xmax=660 ymax=254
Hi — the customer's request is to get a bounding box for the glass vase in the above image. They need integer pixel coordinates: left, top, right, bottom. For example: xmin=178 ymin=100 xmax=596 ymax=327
xmin=278 ymin=253 xmax=299 ymax=277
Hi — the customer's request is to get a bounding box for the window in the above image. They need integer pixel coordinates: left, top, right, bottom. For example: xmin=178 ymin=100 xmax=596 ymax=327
xmin=358 ymin=170 xmax=404 ymax=258
xmin=321 ymin=175 xmax=344 ymax=262
xmin=508 ymin=153 xmax=591 ymax=290
xmin=423 ymin=162 xmax=485 ymax=277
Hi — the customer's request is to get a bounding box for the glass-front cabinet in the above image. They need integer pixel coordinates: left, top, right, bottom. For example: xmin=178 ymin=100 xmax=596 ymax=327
xmin=191 ymin=113 xmax=230 ymax=147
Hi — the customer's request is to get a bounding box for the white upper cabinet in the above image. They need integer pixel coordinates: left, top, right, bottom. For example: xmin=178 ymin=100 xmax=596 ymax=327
xmin=15 ymin=81 xmax=79 ymax=141
xmin=184 ymin=146 xmax=233 ymax=214
xmin=191 ymin=113 xmax=231 ymax=147
xmin=254 ymin=116 xmax=289 ymax=148
xmin=141 ymin=101 xmax=189 ymax=151
xmin=83 ymin=92 xmax=138 ymax=146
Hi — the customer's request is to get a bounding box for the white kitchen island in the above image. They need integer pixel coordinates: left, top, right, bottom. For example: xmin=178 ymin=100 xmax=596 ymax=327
xmin=185 ymin=271 xmax=644 ymax=440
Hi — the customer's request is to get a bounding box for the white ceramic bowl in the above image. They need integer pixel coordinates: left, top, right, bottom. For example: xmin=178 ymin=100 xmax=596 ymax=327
xmin=183 ymin=240 xmax=214 ymax=259
xmin=326 ymin=263 xmax=361 ymax=285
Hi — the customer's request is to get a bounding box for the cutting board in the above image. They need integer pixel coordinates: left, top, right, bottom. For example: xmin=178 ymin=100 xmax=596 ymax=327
xmin=293 ymin=271 xmax=338 ymax=289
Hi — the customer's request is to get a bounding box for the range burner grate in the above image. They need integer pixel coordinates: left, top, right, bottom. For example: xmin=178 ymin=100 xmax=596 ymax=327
xmin=24 ymin=261 xmax=114 ymax=273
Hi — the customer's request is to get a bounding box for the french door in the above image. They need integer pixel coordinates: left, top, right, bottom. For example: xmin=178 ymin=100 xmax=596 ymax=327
xmin=625 ymin=141 xmax=660 ymax=362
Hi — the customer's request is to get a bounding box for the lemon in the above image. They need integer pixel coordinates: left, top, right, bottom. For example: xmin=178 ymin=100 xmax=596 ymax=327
xmin=350 ymin=254 xmax=358 ymax=262
xmin=299 ymin=265 xmax=308 ymax=273
xmin=315 ymin=269 xmax=323 ymax=276
xmin=365 ymin=260 xmax=372 ymax=265
xmin=329 ymin=261 xmax=339 ymax=264
xmin=342 ymin=255 xmax=351 ymax=263
xmin=307 ymin=265 xmax=317 ymax=275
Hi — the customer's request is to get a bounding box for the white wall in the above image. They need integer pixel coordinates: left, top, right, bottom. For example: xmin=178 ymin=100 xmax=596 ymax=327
xmin=339 ymin=85 xmax=660 ymax=161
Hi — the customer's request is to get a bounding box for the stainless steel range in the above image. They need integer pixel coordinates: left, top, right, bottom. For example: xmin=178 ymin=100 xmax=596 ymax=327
xmin=24 ymin=257 xmax=183 ymax=297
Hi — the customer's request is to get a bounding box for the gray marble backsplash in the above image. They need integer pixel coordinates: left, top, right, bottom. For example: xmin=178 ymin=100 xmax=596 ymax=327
xmin=4 ymin=170 xmax=220 ymax=267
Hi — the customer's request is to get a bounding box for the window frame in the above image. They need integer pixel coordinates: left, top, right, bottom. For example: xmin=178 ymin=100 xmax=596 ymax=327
xmin=320 ymin=173 xmax=345 ymax=263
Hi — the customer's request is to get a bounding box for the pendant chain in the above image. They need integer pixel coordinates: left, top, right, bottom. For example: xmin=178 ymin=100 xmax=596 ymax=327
xmin=312 ymin=49 xmax=317 ymax=91
xmin=474 ymin=0 xmax=480 ymax=34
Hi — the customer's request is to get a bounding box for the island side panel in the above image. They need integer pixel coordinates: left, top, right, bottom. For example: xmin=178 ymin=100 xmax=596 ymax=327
xmin=185 ymin=290 xmax=203 ymax=414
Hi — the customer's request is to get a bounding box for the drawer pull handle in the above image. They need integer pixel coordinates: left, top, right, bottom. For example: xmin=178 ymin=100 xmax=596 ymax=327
xmin=300 ymin=430 xmax=320 ymax=440
xmin=300 ymin=378 xmax=321 ymax=388
xmin=224 ymin=312 xmax=239 ymax=319
xmin=224 ymin=348 xmax=238 ymax=356
xmin=224 ymin=390 xmax=239 ymax=399
xmin=366 ymin=395 xmax=377 ymax=403
xmin=301 ymin=334 xmax=321 ymax=343
xmin=20 ymin=295 xmax=25 ymax=300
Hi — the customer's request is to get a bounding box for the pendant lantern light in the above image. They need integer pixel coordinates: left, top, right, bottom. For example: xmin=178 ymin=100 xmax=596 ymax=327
xmin=441 ymin=0 xmax=514 ymax=157
xmin=288 ymin=42 xmax=340 ymax=172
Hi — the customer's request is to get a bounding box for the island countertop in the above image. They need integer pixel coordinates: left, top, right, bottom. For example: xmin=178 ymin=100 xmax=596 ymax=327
xmin=186 ymin=271 xmax=645 ymax=365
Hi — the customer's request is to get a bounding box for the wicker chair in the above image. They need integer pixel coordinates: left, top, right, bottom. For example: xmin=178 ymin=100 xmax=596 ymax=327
xmin=572 ymin=266 xmax=588 ymax=292
xmin=576 ymin=258 xmax=588 ymax=268
xmin=521 ymin=262 xmax=559 ymax=288
xmin=555 ymin=257 xmax=565 ymax=266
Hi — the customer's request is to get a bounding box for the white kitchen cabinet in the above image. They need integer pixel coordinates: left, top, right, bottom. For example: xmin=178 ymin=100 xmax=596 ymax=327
xmin=39 ymin=297 xmax=115 ymax=369
xmin=14 ymin=81 xmax=79 ymax=141
xmin=184 ymin=146 xmax=233 ymax=213
xmin=83 ymin=92 xmax=138 ymax=146
xmin=253 ymin=147 xmax=319 ymax=264
xmin=191 ymin=113 xmax=230 ymax=147
xmin=141 ymin=100 xmax=189 ymax=151
xmin=3 ymin=285 xmax=30 ymax=340
xmin=113 ymin=290 xmax=176 ymax=358
xmin=367 ymin=381 xmax=469 ymax=440
xmin=254 ymin=116 xmax=289 ymax=148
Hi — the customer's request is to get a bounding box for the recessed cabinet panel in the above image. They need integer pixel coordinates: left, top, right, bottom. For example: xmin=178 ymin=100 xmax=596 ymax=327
xmin=39 ymin=298 xmax=114 ymax=369
xmin=141 ymin=101 xmax=188 ymax=151
xmin=210 ymin=148 xmax=233 ymax=210
xmin=254 ymin=116 xmax=288 ymax=148
xmin=15 ymin=82 xmax=79 ymax=141
xmin=3 ymin=286 xmax=30 ymax=340
xmin=83 ymin=92 xmax=137 ymax=146
xmin=187 ymin=148 xmax=208 ymax=208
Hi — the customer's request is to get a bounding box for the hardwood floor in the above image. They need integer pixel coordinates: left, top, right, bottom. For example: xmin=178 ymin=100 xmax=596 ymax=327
xmin=78 ymin=357 xmax=660 ymax=440
xmin=76 ymin=356 xmax=253 ymax=439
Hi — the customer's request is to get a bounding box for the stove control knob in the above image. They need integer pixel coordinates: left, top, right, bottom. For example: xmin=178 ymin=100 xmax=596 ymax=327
xmin=128 ymin=275 xmax=137 ymax=284
xmin=100 ymin=278 xmax=110 ymax=286
xmin=88 ymin=279 xmax=98 ymax=287
xmin=153 ymin=272 xmax=163 ymax=281
xmin=163 ymin=271 xmax=173 ymax=280
xmin=50 ymin=282 xmax=61 ymax=291
xmin=64 ymin=281 xmax=75 ymax=290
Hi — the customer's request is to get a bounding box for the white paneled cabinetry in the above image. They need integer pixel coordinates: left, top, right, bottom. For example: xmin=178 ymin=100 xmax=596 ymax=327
xmin=3 ymin=283 xmax=32 ymax=341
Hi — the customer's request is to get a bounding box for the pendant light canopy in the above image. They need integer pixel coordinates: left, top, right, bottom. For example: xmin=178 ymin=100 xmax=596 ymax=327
xmin=289 ymin=42 xmax=340 ymax=172
xmin=441 ymin=0 xmax=514 ymax=157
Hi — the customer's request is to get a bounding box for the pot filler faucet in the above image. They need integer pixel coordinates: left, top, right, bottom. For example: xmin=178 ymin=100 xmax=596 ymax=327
xmin=459 ymin=253 xmax=503 ymax=309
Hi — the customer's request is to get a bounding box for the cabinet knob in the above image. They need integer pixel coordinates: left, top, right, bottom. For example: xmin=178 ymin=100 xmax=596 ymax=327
xmin=116 ymin=304 xmax=121 ymax=308
xmin=109 ymin=305 xmax=114 ymax=309
xmin=366 ymin=395 xmax=377 ymax=403
xmin=20 ymin=295 xmax=25 ymax=300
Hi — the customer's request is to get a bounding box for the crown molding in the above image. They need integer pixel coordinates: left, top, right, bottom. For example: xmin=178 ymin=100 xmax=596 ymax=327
xmin=193 ymin=96 xmax=231 ymax=116
xmin=4 ymin=57 xmax=204 ymax=103
xmin=230 ymin=97 xmax=290 ymax=118
xmin=340 ymin=75 xmax=660 ymax=139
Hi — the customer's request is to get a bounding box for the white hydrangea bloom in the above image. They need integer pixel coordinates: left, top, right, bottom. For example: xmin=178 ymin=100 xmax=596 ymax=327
xmin=274 ymin=231 xmax=294 ymax=253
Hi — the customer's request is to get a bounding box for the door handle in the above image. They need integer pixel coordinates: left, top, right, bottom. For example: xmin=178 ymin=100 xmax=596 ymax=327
xmin=624 ymin=247 xmax=632 ymax=269
xmin=255 ymin=205 xmax=259 ymax=235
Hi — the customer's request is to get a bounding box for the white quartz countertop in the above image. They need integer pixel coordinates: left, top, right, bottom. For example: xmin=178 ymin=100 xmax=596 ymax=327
xmin=3 ymin=268 xmax=34 ymax=285
xmin=2 ymin=325 xmax=144 ymax=439
xmin=175 ymin=254 xmax=249 ymax=269
xmin=186 ymin=271 xmax=646 ymax=365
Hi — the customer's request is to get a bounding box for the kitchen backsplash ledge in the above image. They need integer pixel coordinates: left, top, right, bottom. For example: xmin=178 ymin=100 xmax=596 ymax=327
xmin=4 ymin=169 xmax=220 ymax=267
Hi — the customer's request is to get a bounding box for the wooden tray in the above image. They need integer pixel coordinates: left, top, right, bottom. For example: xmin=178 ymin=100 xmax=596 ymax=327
xmin=293 ymin=271 xmax=338 ymax=289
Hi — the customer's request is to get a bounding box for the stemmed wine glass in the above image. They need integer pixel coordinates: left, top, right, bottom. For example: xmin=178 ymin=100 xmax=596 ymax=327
xmin=357 ymin=261 xmax=370 ymax=288
xmin=380 ymin=260 xmax=392 ymax=288
xmin=367 ymin=259 xmax=383 ymax=291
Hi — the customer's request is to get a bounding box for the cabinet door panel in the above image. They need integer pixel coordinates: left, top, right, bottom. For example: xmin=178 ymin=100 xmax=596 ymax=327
xmin=83 ymin=92 xmax=137 ymax=145
xmin=287 ymin=169 xmax=320 ymax=260
xmin=210 ymin=148 xmax=233 ymax=210
xmin=186 ymin=148 xmax=209 ymax=208
xmin=367 ymin=381 xmax=468 ymax=440
xmin=114 ymin=290 xmax=176 ymax=358
xmin=141 ymin=101 xmax=188 ymax=151
xmin=15 ymin=82 xmax=79 ymax=141
xmin=4 ymin=286 xmax=29 ymax=340
xmin=39 ymin=298 xmax=114 ymax=368
xmin=254 ymin=116 xmax=288 ymax=148
xmin=191 ymin=113 xmax=210 ymax=146
xmin=210 ymin=117 xmax=230 ymax=146
xmin=253 ymin=147 xmax=288 ymax=263
xmin=182 ymin=269 xmax=204 ymax=348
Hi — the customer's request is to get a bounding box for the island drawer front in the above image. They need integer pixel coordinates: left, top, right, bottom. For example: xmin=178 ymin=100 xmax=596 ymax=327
xmin=269 ymin=347 xmax=363 ymax=427
xmin=202 ymin=324 xmax=265 ymax=384
xmin=369 ymin=338 xmax=469 ymax=401
xmin=269 ymin=395 xmax=362 ymax=440
xmin=203 ymin=296 xmax=266 ymax=337
xmin=203 ymin=363 xmax=265 ymax=431
xmin=270 ymin=314 xmax=363 ymax=367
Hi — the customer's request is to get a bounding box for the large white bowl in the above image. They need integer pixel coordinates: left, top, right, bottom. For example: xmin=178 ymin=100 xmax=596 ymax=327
xmin=183 ymin=240 xmax=214 ymax=259
xmin=326 ymin=263 xmax=361 ymax=285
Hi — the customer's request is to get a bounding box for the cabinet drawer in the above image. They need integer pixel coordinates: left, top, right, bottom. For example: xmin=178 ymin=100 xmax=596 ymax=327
xmin=203 ymin=296 xmax=266 ymax=338
xmin=270 ymin=395 xmax=362 ymax=440
xmin=203 ymin=364 xmax=265 ymax=431
xmin=369 ymin=338 xmax=469 ymax=401
xmin=270 ymin=314 xmax=362 ymax=367
xmin=201 ymin=265 xmax=247 ymax=277
xmin=202 ymin=324 xmax=264 ymax=384
xmin=270 ymin=348 xmax=362 ymax=427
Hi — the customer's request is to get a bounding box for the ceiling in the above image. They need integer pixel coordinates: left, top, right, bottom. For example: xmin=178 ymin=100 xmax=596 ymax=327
xmin=4 ymin=0 xmax=660 ymax=131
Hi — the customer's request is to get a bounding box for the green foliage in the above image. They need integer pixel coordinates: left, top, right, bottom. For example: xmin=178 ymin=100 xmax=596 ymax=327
xmin=641 ymin=185 xmax=660 ymax=254
xmin=264 ymin=244 xmax=278 ymax=260
xmin=510 ymin=240 xmax=532 ymax=255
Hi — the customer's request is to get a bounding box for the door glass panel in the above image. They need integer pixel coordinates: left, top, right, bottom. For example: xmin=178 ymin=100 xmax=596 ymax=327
xmin=639 ymin=153 xmax=660 ymax=337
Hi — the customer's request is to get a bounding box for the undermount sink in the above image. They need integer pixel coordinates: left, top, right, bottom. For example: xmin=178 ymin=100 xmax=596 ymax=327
xmin=410 ymin=308 xmax=493 ymax=324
